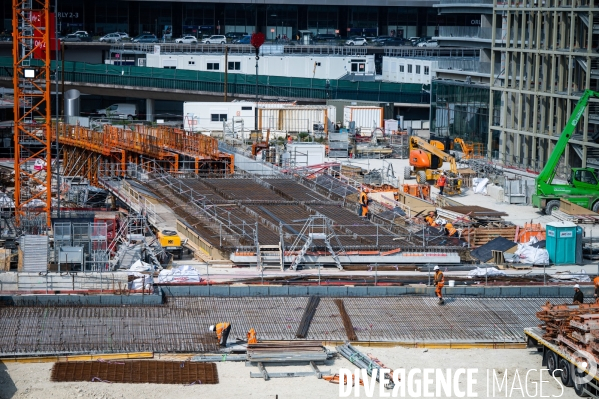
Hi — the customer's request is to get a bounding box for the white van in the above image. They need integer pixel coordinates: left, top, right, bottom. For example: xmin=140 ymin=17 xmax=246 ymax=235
xmin=96 ymin=103 xmax=138 ymax=120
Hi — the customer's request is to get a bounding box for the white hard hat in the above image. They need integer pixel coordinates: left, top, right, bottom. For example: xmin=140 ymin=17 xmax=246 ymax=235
xmin=433 ymin=265 xmax=439 ymax=270
xmin=574 ymin=284 xmax=580 ymax=289
xmin=209 ymin=325 xmax=215 ymax=332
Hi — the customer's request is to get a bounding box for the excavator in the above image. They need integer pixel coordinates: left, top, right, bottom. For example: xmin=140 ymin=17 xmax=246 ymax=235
xmin=453 ymin=138 xmax=482 ymax=160
xmin=404 ymin=136 xmax=462 ymax=196
xmin=532 ymin=89 xmax=599 ymax=214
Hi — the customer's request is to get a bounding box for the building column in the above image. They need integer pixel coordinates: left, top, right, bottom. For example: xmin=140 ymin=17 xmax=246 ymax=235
xmin=146 ymin=98 xmax=155 ymax=122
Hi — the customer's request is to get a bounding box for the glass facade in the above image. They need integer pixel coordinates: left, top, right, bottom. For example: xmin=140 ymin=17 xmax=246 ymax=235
xmin=348 ymin=6 xmax=378 ymax=36
xmin=93 ymin=1 xmax=128 ymax=36
xmin=307 ymin=6 xmax=338 ymax=34
xmin=224 ymin=4 xmax=255 ymax=34
xmin=136 ymin=2 xmax=172 ymax=37
xmin=430 ymin=80 xmax=501 ymax=157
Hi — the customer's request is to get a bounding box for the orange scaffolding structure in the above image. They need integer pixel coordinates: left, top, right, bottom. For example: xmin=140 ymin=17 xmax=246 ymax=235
xmin=56 ymin=123 xmax=234 ymax=184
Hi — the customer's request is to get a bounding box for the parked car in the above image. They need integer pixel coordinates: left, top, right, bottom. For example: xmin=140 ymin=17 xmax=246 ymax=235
xmin=225 ymin=32 xmax=248 ymax=42
xmin=232 ymin=35 xmax=251 ymax=44
xmin=116 ymin=32 xmax=129 ymax=40
xmin=132 ymin=34 xmax=159 ymax=43
xmin=175 ymin=35 xmax=198 ymax=44
xmin=73 ymin=30 xmax=89 ymax=36
xmin=345 ymin=37 xmax=367 ymax=46
xmin=96 ymin=103 xmax=138 ymax=120
xmin=61 ymin=33 xmax=82 ymax=42
xmin=201 ymin=35 xmax=226 ymax=44
xmin=417 ymin=39 xmax=438 ymax=47
xmin=374 ymin=37 xmax=408 ymax=47
xmin=99 ymin=33 xmax=122 ymax=43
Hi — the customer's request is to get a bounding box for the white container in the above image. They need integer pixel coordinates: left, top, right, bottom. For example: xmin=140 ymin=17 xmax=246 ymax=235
xmin=384 ymin=119 xmax=399 ymax=136
xmin=258 ymin=105 xmax=336 ymax=133
xmin=343 ymin=106 xmax=384 ymax=135
xmin=448 ymin=280 xmax=455 ymax=287
xmin=287 ymin=143 xmax=326 ymax=167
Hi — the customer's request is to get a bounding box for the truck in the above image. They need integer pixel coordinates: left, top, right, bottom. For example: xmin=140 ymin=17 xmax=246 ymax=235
xmin=157 ymin=230 xmax=184 ymax=260
xmin=525 ymin=327 xmax=597 ymax=397
xmin=532 ymin=89 xmax=599 ymax=215
xmin=404 ymin=135 xmax=462 ymax=196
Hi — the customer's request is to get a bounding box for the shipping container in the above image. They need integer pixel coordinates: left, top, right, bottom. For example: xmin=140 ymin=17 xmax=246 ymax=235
xmin=258 ymin=105 xmax=336 ymax=134
xmin=285 ymin=143 xmax=326 ymax=167
xmin=343 ymin=106 xmax=384 ymax=135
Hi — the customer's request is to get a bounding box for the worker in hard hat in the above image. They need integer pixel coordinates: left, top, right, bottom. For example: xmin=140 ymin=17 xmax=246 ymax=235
xmin=433 ymin=265 xmax=445 ymax=305
xmin=444 ymin=222 xmax=457 ymax=237
xmin=437 ymin=172 xmax=447 ymax=196
xmin=209 ymin=322 xmax=232 ymax=347
xmin=573 ymin=284 xmax=584 ymax=304
xmin=594 ymin=277 xmax=599 ymax=303
xmin=425 ymin=211 xmax=438 ymax=227
xmin=359 ymin=187 xmax=370 ymax=219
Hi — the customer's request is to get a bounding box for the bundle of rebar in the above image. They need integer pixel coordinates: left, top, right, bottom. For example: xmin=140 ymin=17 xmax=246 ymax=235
xmin=336 ymin=343 xmax=394 ymax=388
xmin=247 ymin=341 xmax=330 ymax=363
xmin=51 ymin=361 xmax=219 ymax=384
xmin=296 ymin=296 xmax=320 ymax=338
xmin=334 ymin=299 xmax=357 ymax=341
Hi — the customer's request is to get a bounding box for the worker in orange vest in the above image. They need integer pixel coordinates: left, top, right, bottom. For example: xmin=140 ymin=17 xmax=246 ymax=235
xmin=425 ymin=211 xmax=438 ymax=227
xmin=433 ymin=265 xmax=445 ymax=305
xmin=209 ymin=322 xmax=232 ymax=347
xmin=437 ymin=173 xmax=447 ymax=196
xmin=594 ymin=277 xmax=599 ymax=303
xmin=359 ymin=187 xmax=370 ymax=218
xmin=444 ymin=222 xmax=457 ymax=237
xmin=247 ymin=328 xmax=258 ymax=344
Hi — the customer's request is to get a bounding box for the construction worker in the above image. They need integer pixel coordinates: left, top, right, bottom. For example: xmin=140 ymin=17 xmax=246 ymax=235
xmin=209 ymin=322 xmax=232 ymax=347
xmin=359 ymin=187 xmax=370 ymax=218
xmin=433 ymin=265 xmax=445 ymax=304
xmin=437 ymin=172 xmax=447 ymax=196
xmin=247 ymin=328 xmax=257 ymax=344
xmin=425 ymin=211 xmax=438 ymax=227
xmin=573 ymin=284 xmax=584 ymax=304
xmin=594 ymin=277 xmax=599 ymax=303
xmin=444 ymin=222 xmax=457 ymax=237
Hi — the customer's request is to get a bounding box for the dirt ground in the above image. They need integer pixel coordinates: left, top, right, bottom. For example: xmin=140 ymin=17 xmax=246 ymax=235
xmin=0 ymin=346 xmax=570 ymax=399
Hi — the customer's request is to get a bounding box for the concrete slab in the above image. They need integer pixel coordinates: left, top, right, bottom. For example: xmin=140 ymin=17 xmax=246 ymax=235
xmin=268 ymin=286 xmax=289 ymax=296
xmin=229 ymin=286 xmax=250 ymax=297
xmin=367 ymin=286 xmax=387 ymax=296
xmin=500 ymin=287 xmax=522 ymax=297
xmin=306 ymin=287 xmax=328 ymax=296
xmin=346 ymin=287 xmax=368 ymax=297
xmin=327 ymin=286 xmax=348 ymax=297
xmin=209 ymin=286 xmax=231 ymax=297
xmin=386 ymin=287 xmax=408 ymax=296
xmin=288 ymin=286 xmax=309 ymax=296
xmin=188 ymin=286 xmax=210 ymax=296
xmin=248 ymin=286 xmax=269 ymax=296
xmin=520 ymin=287 xmax=540 ymax=297
xmin=481 ymin=287 xmax=501 ymax=297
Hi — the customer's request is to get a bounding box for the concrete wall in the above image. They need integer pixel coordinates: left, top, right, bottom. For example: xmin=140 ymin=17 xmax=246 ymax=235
xmin=0 ymin=293 xmax=162 ymax=306
xmin=160 ymin=284 xmax=587 ymax=298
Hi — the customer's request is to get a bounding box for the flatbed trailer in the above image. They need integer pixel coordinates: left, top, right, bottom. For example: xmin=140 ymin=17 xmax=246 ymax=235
xmin=525 ymin=327 xmax=599 ymax=397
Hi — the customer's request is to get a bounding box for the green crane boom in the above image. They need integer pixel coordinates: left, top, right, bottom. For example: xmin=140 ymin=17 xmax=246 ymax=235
xmin=532 ymin=89 xmax=599 ymax=214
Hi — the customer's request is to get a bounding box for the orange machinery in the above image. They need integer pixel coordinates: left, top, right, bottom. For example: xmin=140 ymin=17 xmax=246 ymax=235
xmin=251 ymin=129 xmax=270 ymax=156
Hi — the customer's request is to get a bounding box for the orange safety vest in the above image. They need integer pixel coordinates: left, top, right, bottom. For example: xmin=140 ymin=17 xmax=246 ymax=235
xmin=434 ymin=270 xmax=445 ymax=285
xmin=425 ymin=215 xmax=438 ymax=227
xmin=215 ymin=322 xmax=230 ymax=340
xmin=247 ymin=328 xmax=257 ymax=344
xmin=437 ymin=175 xmax=447 ymax=187
xmin=360 ymin=191 xmax=369 ymax=205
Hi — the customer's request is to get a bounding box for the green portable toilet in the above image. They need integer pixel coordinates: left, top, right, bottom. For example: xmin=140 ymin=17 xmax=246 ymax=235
xmin=546 ymin=221 xmax=578 ymax=264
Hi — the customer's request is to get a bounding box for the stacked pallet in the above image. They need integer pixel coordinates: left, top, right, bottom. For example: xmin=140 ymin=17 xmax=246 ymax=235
xmin=461 ymin=225 xmax=518 ymax=248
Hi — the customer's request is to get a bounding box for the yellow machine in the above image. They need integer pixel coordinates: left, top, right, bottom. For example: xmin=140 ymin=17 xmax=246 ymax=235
xmin=404 ymin=136 xmax=462 ymax=196
xmin=453 ymin=138 xmax=483 ymax=159
xmin=157 ymin=230 xmax=184 ymax=260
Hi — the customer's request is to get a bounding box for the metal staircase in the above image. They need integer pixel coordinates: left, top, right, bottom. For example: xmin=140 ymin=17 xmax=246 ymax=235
xmin=288 ymin=216 xmax=345 ymax=271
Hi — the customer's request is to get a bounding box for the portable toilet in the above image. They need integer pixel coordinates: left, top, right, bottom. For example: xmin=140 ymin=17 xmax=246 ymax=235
xmin=546 ymin=221 xmax=578 ymax=264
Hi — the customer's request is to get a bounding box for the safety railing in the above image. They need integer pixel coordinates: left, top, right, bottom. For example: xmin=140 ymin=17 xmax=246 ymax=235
xmin=0 ymin=57 xmax=430 ymax=104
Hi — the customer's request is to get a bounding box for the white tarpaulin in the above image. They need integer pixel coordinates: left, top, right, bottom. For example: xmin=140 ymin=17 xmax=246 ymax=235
xmin=550 ymin=270 xmax=591 ymax=283
xmin=514 ymin=237 xmax=550 ymax=264
xmin=468 ymin=267 xmax=506 ymax=277
xmin=128 ymin=272 xmax=154 ymax=291
xmin=157 ymin=265 xmax=202 ymax=284
xmin=473 ymin=178 xmax=489 ymax=194
xmin=130 ymin=259 xmax=153 ymax=272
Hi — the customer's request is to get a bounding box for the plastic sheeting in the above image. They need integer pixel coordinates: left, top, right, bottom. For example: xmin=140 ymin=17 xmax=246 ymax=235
xmin=473 ymin=178 xmax=489 ymax=194
xmin=130 ymin=259 xmax=153 ymax=272
xmin=513 ymin=237 xmax=550 ymax=265
xmin=128 ymin=272 xmax=154 ymax=291
xmin=158 ymin=265 xmax=202 ymax=284
xmin=468 ymin=267 xmax=506 ymax=277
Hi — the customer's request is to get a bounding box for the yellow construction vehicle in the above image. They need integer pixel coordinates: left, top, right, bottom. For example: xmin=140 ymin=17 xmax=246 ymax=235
xmin=453 ymin=138 xmax=483 ymax=159
xmin=403 ymin=136 xmax=462 ymax=196
xmin=157 ymin=230 xmax=184 ymax=260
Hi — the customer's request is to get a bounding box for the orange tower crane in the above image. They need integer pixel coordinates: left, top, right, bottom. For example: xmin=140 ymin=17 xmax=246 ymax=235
xmin=13 ymin=0 xmax=53 ymax=228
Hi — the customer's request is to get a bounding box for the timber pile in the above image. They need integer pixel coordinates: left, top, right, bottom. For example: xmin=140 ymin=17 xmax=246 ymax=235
xmin=536 ymin=301 xmax=599 ymax=349
xmin=554 ymin=199 xmax=599 ymax=224
xmin=247 ymin=342 xmax=330 ymax=362
xmin=461 ymin=225 xmax=518 ymax=248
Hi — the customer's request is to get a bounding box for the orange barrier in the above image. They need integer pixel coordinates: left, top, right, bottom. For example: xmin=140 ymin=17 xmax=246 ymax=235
xmin=518 ymin=222 xmax=546 ymax=243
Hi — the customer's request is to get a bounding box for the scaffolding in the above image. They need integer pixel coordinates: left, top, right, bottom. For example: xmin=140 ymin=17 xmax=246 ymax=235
xmin=53 ymin=221 xmax=109 ymax=272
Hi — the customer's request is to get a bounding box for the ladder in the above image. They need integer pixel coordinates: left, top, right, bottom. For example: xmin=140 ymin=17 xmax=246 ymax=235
xmin=288 ymin=216 xmax=345 ymax=271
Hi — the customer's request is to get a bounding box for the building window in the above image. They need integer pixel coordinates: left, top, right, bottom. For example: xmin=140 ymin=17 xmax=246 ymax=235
xmin=211 ymin=114 xmax=227 ymax=122
xmin=188 ymin=61 xmax=195 ymax=65
xmin=207 ymin=62 xmax=220 ymax=70
xmin=241 ymin=106 xmax=252 ymax=111
xmin=424 ymin=66 xmax=429 ymax=75
xmin=408 ymin=64 xmax=412 ymax=73
xmin=399 ymin=65 xmax=404 ymax=73
xmin=416 ymin=65 xmax=421 ymax=74
xmin=228 ymin=61 xmax=241 ymax=70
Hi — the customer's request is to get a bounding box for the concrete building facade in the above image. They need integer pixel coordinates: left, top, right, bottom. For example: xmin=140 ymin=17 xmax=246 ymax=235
xmin=489 ymin=0 xmax=599 ymax=174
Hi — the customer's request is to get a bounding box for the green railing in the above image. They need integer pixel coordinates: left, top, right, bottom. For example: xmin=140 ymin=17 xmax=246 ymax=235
xmin=0 ymin=57 xmax=430 ymax=103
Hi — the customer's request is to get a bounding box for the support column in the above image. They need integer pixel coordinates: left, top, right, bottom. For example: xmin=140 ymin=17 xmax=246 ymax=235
xmin=146 ymin=98 xmax=155 ymax=122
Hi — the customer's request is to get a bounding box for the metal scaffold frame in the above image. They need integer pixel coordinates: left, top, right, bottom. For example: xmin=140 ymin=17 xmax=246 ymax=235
xmin=13 ymin=0 xmax=52 ymax=228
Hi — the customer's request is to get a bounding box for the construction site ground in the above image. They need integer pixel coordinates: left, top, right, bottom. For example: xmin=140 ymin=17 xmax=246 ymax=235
xmin=0 ymin=346 xmax=563 ymax=399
